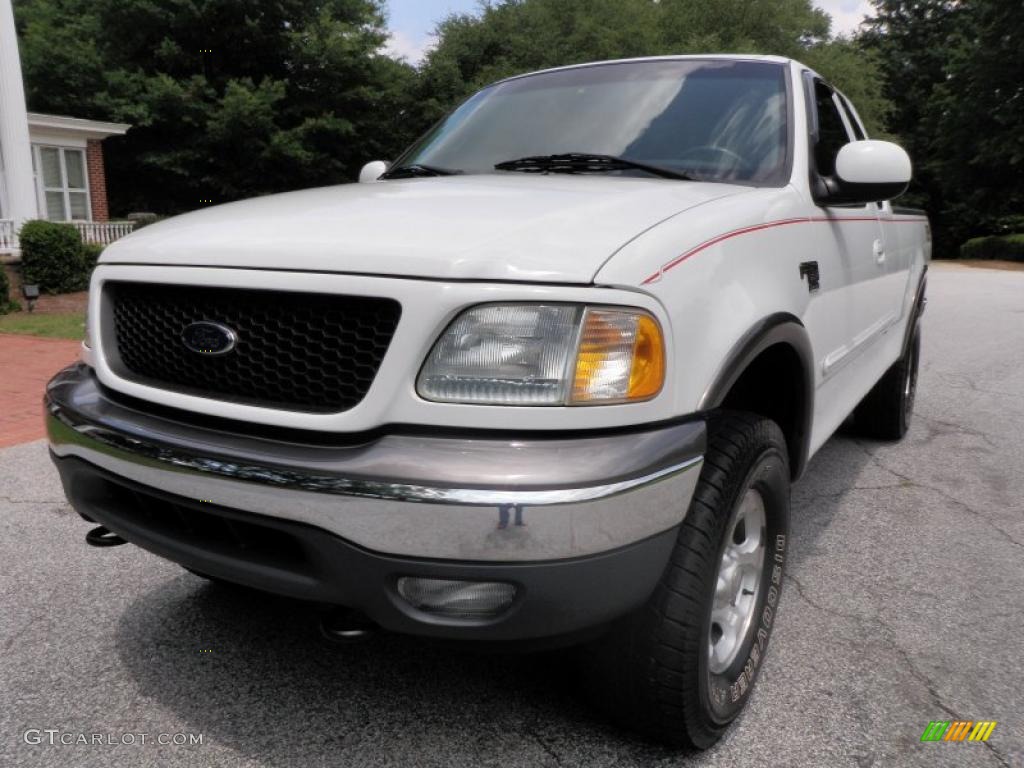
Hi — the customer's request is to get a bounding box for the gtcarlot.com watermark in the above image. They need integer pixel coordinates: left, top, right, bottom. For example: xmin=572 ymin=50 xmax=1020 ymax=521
xmin=24 ymin=729 xmax=203 ymax=746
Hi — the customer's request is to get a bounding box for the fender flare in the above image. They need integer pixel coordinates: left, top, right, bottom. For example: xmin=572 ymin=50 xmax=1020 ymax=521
xmin=902 ymin=267 xmax=928 ymax=356
xmin=698 ymin=313 xmax=815 ymax=480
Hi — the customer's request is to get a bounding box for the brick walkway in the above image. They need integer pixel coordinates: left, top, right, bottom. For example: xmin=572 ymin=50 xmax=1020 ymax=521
xmin=0 ymin=334 xmax=80 ymax=447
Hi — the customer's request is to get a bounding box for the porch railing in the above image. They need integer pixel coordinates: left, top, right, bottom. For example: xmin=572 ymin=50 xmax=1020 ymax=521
xmin=0 ymin=219 xmax=13 ymax=251
xmin=0 ymin=219 xmax=135 ymax=253
xmin=74 ymin=220 xmax=135 ymax=246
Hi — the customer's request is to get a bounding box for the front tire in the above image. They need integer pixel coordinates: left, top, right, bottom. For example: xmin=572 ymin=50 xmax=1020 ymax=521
xmin=582 ymin=412 xmax=790 ymax=748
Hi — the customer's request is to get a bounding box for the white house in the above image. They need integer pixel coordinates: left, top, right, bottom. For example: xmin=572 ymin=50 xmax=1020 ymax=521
xmin=0 ymin=0 xmax=132 ymax=259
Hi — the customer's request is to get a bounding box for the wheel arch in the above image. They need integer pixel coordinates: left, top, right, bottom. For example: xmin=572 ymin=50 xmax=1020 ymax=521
xmin=698 ymin=313 xmax=815 ymax=480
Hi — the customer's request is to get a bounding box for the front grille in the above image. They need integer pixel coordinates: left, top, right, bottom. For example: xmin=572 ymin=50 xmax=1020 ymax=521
xmin=106 ymin=282 xmax=401 ymax=413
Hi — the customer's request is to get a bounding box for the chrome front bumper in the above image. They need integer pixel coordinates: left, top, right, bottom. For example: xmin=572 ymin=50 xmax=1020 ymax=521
xmin=46 ymin=365 xmax=705 ymax=562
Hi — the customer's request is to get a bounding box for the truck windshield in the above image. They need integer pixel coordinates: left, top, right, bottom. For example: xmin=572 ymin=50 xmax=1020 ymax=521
xmin=390 ymin=59 xmax=790 ymax=185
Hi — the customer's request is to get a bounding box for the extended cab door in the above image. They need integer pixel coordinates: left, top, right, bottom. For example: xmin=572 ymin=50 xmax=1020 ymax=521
xmin=806 ymin=77 xmax=893 ymax=379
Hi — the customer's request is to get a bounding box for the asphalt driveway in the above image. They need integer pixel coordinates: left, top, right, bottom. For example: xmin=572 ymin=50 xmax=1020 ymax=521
xmin=1 ymin=262 xmax=1022 ymax=768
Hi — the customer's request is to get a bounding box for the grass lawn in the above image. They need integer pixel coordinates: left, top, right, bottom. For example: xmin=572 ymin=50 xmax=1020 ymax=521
xmin=0 ymin=311 xmax=85 ymax=340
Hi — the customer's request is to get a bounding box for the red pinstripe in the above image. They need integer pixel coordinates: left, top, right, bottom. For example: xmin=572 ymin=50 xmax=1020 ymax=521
xmin=641 ymin=215 xmax=929 ymax=285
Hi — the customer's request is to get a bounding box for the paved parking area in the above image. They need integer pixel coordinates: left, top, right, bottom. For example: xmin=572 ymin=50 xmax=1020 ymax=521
xmin=0 ymin=333 xmax=80 ymax=447
xmin=1 ymin=262 xmax=1022 ymax=767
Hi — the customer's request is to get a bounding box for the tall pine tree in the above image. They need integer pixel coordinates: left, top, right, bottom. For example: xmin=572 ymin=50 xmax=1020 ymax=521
xmin=862 ymin=0 xmax=1024 ymax=253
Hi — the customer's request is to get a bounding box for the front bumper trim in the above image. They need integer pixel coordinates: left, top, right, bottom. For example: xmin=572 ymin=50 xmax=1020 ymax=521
xmin=50 ymin=396 xmax=699 ymax=506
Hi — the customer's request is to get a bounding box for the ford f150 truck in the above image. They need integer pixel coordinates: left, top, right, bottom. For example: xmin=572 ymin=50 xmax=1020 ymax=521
xmin=46 ymin=55 xmax=929 ymax=747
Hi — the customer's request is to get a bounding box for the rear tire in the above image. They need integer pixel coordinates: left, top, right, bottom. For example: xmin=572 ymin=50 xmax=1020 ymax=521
xmin=581 ymin=412 xmax=790 ymax=748
xmin=854 ymin=323 xmax=920 ymax=440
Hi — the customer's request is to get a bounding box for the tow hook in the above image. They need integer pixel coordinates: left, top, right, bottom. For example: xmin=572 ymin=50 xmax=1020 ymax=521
xmin=319 ymin=608 xmax=378 ymax=643
xmin=85 ymin=525 xmax=127 ymax=547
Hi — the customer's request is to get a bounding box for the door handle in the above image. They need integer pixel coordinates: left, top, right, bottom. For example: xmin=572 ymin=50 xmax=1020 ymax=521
xmin=873 ymin=239 xmax=886 ymax=265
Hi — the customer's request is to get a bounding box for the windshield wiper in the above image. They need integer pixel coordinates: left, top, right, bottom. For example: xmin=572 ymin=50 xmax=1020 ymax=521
xmin=494 ymin=153 xmax=695 ymax=181
xmin=381 ymin=163 xmax=462 ymax=179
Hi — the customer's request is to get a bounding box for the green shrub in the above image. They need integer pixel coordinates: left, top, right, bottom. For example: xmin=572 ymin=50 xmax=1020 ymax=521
xmin=960 ymin=233 xmax=1024 ymax=261
xmin=0 ymin=267 xmax=20 ymax=314
xmin=81 ymin=242 xmax=105 ymax=272
xmin=17 ymin=220 xmax=104 ymax=293
xmin=19 ymin=220 xmax=87 ymax=293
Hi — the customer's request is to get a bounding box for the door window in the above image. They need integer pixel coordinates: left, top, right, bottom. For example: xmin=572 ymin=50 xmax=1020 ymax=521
xmin=837 ymin=93 xmax=867 ymax=140
xmin=811 ymin=81 xmax=853 ymax=177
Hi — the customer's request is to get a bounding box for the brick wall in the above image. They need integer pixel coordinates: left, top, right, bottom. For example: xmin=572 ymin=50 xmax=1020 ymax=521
xmin=86 ymin=139 xmax=109 ymax=222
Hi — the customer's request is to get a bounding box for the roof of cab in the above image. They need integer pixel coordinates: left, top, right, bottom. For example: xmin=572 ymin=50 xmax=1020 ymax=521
xmin=492 ymin=54 xmax=802 ymax=87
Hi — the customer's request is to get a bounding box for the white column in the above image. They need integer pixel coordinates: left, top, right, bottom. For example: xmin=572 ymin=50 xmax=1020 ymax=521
xmin=0 ymin=0 xmax=38 ymax=247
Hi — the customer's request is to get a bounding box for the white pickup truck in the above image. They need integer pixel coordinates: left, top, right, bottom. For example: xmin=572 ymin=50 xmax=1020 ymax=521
xmin=46 ymin=54 xmax=929 ymax=747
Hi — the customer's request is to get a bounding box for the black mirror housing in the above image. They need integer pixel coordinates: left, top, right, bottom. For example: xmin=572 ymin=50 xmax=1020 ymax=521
xmin=814 ymin=176 xmax=910 ymax=206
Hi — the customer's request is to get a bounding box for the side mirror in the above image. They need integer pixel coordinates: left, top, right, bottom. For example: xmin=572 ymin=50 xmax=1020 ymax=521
xmin=822 ymin=140 xmax=912 ymax=205
xmin=359 ymin=160 xmax=389 ymax=184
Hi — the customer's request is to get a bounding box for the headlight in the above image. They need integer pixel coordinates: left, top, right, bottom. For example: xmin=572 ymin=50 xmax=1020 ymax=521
xmin=417 ymin=304 xmax=664 ymax=406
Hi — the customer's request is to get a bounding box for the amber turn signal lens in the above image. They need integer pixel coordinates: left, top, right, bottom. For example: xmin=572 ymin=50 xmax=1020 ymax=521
xmin=628 ymin=314 xmax=665 ymax=399
xmin=571 ymin=309 xmax=664 ymax=403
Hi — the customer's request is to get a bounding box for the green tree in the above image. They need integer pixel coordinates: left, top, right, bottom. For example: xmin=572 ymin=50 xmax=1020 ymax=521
xmin=860 ymin=0 xmax=1024 ymax=254
xmin=15 ymin=0 xmax=416 ymax=214
xmin=860 ymin=1 xmax=964 ymax=254
xmin=16 ymin=0 xmax=898 ymax=221
xmin=927 ymin=0 xmax=1024 ymax=242
xmin=412 ymin=0 xmax=887 ymax=144
xmin=802 ymin=40 xmax=890 ymax=136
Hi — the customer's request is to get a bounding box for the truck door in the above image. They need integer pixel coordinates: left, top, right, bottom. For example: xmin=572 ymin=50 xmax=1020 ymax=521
xmin=808 ymin=78 xmax=892 ymax=380
xmin=837 ymin=92 xmax=915 ymax=330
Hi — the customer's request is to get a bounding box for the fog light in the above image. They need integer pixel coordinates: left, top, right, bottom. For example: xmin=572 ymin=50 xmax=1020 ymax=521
xmin=396 ymin=577 xmax=517 ymax=619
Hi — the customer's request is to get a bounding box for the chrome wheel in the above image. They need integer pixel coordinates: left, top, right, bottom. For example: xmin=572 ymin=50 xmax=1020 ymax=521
xmin=708 ymin=488 xmax=767 ymax=674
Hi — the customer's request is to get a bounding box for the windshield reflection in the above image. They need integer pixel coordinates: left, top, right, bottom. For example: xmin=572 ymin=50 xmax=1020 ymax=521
xmin=393 ymin=59 xmax=790 ymax=185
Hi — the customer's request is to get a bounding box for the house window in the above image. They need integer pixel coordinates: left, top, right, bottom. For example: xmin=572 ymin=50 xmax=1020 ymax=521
xmin=34 ymin=146 xmax=90 ymax=222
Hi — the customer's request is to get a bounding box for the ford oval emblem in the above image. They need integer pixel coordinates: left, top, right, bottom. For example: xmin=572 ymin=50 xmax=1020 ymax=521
xmin=181 ymin=321 xmax=237 ymax=356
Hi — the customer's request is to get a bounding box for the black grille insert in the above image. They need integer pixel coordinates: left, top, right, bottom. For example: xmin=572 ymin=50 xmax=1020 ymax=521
xmin=106 ymin=282 xmax=401 ymax=413
xmin=74 ymin=470 xmax=309 ymax=573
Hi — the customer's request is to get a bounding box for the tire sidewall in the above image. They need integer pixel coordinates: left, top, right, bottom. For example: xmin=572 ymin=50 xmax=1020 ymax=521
xmin=901 ymin=325 xmax=921 ymax=432
xmin=699 ymin=443 xmax=790 ymax=725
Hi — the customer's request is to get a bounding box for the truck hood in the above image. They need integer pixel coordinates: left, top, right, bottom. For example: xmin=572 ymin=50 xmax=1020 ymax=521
xmin=102 ymin=174 xmax=744 ymax=284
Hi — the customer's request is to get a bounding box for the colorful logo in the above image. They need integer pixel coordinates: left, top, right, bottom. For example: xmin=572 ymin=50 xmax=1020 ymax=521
xmin=921 ymin=721 xmax=997 ymax=742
